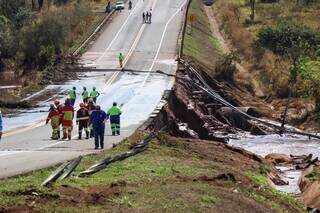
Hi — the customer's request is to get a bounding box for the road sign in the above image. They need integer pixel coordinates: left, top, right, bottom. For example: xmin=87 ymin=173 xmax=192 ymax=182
xmin=189 ymin=14 xmax=196 ymax=23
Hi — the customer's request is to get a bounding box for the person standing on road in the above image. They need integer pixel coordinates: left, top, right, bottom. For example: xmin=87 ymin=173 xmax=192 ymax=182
xmin=146 ymin=11 xmax=149 ymax=24
xmin=142 ymin=12 xmax=146 ymax=23
xmin=68 ymin=87 xmax=77 ymax=106
xmin=76 ymin=103 xmax=90 ymax=140
xmin=91 ymin=105 xmax=107 ymax=149
xmin=86 ymin=98 xmax=96 ymax=138
xmin=148 ymin=11 xmax=152 ymax=23
xmin=0 ymin=109 xmax=3 ymax=141
xmin=61 ymin=99 xmax=74 ymax=140
xmin=46 ymin=104 xmax=61 ymax=140
xmin=129 ymin=0 xmax=132 ymax=10
xmin=118 ymin=53 xmax=124 ymax=68
xmin=90 ymin=87 xmax=100 ymax=104
xmin=53 ymin=99 xmax=63 ymax=139
xmin=82 ymin=87 xmax=89 ymax=104
xmin=107 ymin=102 xmax=122 ymax=136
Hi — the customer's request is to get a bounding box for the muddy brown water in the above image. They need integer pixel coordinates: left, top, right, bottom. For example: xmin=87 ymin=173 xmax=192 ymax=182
xmin=229 ymin=134 xmax=320 ymax=195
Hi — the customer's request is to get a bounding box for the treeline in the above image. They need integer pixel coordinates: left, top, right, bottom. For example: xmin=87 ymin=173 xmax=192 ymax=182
xmin=0 ymin=0 xmax=92 ymax=73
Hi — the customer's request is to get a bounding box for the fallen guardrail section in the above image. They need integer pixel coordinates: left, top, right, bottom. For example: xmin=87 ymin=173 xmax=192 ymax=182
xmin=78 ymin=131 xmax=161 ymax=177
xmin=42 ymin=129 xmax=166 ymax=186
xmin=41 ymin=156 xmax=82 ymax=187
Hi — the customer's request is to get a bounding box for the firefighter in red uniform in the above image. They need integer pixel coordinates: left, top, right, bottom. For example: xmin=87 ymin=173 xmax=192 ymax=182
xmin=53 ymin=99 xmax=63 ymax=139
xmin=76 ymin=103 xmax=90 ymax=139
xmin=86 ymin=97 xmax=96 ymax=138
xmin=61 ymin=98 xmax=74 ymax=140
xmin=46 ymin=104 xmax=61 ymax=140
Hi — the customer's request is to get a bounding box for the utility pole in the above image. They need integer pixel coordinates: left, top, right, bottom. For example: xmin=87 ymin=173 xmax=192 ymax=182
xmin=250 ymin=0 xmax=255 ymax=23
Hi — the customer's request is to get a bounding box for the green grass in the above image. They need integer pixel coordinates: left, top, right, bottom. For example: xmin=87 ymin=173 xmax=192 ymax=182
xmin=0 ymin=133 xmax=306 ymax=212
xmin=184 ymin=0 xmax=222 ymax=73
xmin=245 ymin=171 xmax=306 ymax=212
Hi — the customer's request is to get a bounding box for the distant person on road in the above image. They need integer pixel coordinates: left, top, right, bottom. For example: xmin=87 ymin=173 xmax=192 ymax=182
xmin=82 ymin=87 xmax=89 ymax=104
xmin=61 ymin=99 xmax=74 ymax=140
xmin=142 ymin=12 xmax=146 ymax=23
xmin=68 ymin=87 xmax=77 ymax=106
xmin=148 ymin=11 xmax=152 ymax=23
xmin=105 ymin=2 xmax=111 ymax=13
xmin=90 ymin=87 xmax=100 ymax=103
xmin=146 ymin=11 xmax=149 ymax=23
xmin=129 ymin=1 xmax=132 ymax=9
xmin=118 ymin=53 xmax=124 ymax=68
xmin=107 ymin=102 xmax=122 ymax=136
xmin=76 ymin=103 xmax=90 ymax=140
xmin=0 ymin=109 xmax=3 ymax=141
xmin=91 ymin=105 xmax=107 ymax=149
xmin=46 ymin=104 xmax=61 ymax=140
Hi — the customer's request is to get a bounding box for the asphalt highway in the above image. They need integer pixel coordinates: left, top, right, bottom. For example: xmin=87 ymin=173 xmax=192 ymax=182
xmin=0 ymin=0 xmax=186 ymax=179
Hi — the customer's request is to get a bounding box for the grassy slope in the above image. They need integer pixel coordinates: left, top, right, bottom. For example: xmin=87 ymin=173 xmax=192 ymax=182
xmin=0 ymin=132 xmax=305 ymax=212
xmin=184 ymin=0 xmax=222 ymax=73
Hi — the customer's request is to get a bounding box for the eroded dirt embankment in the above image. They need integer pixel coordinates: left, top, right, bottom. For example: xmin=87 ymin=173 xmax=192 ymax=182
xmin=149 ymin=65 xmax=319 ymax=211
xmin=151 ymin=66 xmax=268 ymax=142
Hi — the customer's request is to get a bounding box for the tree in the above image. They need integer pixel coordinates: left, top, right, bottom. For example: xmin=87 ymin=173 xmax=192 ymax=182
xmin=257 ymin=22 xmax=320 ymax=130
xmin=0 ymin=16 xmax=17 ymax=71
xmin=249 ymin=0 xmax=255 ymax=22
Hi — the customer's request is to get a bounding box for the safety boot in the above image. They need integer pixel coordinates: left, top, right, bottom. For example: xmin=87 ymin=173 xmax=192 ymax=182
xmin=78 ymin=131 xmax=82 ymax=140
xmin=62 ymin=132 xmax=67 ymax=140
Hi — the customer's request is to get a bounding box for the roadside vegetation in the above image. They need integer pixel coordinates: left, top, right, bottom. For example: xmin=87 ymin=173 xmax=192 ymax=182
xmin=0 ymin=0 xmax=111 ymax=101
xmin=0 ymin=132 xmax=305 ymax=212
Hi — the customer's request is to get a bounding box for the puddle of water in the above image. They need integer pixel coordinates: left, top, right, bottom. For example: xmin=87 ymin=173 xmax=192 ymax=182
xmin=276 ymin=166 xmax=301 ymax=195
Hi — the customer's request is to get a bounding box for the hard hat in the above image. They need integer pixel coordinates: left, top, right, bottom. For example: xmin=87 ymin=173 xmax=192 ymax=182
xmin=54 ymin=99 xmax=60 ymax=105
xmin=79 ymin=102 xmax=85 ymax=107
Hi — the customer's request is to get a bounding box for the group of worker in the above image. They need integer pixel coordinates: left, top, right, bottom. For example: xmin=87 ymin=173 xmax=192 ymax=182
xmin=142 ymin=10 xmax=152 ymax=24
xmin=46 ymin=86 xmax=122 ymax=150
xmin=68 ymin=86 xmax=100 ymax=107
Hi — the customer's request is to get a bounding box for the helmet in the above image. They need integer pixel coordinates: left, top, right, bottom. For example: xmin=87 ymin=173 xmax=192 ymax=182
xmin=54 ymin=99 xmax=60 ymax=105
xmin=88 ymin=97 xmax=94 ymax=103
xmin=79 ymin=102 xmax=85 ymax=107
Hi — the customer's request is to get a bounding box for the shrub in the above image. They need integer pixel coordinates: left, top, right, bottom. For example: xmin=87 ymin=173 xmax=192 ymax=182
xmin=257 ymin=22 xmax=320 ymax=59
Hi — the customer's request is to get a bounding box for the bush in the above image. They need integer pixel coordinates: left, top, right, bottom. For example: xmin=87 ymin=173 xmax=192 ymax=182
xmin=214 ymin=52 xmax=240 ymax=83
xmin=299 ymin=59 xmax=320 ymax=106
xmin=19 ymin=13 xmax=69 ymax=70
xmin=257 ymin=22 xmax=320 ymax=58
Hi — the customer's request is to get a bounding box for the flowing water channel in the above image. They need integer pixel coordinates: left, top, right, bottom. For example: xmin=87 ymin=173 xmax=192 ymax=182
xmin=229 ymin=134 xmax=320 ymax=194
